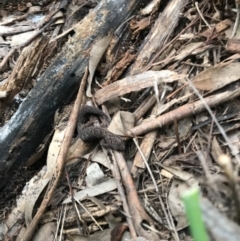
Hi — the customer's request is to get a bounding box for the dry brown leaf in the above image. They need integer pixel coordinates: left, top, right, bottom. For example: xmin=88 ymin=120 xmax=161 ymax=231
xmin=192 ymin=62 xmax=240 ymax=91
xmin=158 ymin=136 xmax=176 ymax=149
xmin=199 ymin=19 xmax=232 ymax=39
xmin=226 ymin=39 xmax=240 ymax=54
xmin=66 ymin=138 xmax=91 ymax=164
xmin=86 ymin=35 xmax=112 ymax=97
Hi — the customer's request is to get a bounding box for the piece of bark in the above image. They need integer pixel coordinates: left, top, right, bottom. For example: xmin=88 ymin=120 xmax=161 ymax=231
xmin=0 ymin=0 xmax=148 ymax=190
xmin=226 ymin=39 xmax=240 ymax=53
xmin=1 ymin=35 xmax=50 ymax=100
xmin=95 ymin=70 xmax=185 ymax=105
xmin=128 ymin=0 xmax=188 ymax=75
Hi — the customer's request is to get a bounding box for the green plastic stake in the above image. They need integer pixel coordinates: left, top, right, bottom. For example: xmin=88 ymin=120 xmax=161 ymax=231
xmin=181 ymin=186 xmax=209 ymax=241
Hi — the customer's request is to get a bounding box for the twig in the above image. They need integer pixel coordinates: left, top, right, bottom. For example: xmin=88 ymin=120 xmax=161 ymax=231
xmin=174 ymin=119 xmax=181 ymax=154
xmin=110 ymin=152 xmax=137 ymax=240
xmin=0 ymin=17 xmax=58 ymax=72
xmin=113 ymin=151 xmax=160 ymax=240
xmin=186 ymin=78 xmax=240 ymax=164
xmin=133 ymin=138 xmax=179 ymax=241
xmin=50 ymin=2 xmax=89 ymax=43
xmin=65 ymin=167 xmax=82 ymax=233
xmin=75 ymin=198 xmax=103 ymax=231
xmin=20 ymin=68 xmax=88 ymax=241
xmin=133 ymin=92 xmax=156 ymax=121
xmin=195 ymin=2 xmax=211 ymax=30
xmin=132 ymin=103 xmax=158 ymax=177
xmin=0 ymin=10 xmax=42 ymax=26
xmin=231 ymin=1 xmax=240 ymax=38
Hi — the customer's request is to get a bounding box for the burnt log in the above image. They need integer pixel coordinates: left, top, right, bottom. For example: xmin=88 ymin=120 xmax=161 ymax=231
xmin=0 ymin=0 xmax=148 ymax=190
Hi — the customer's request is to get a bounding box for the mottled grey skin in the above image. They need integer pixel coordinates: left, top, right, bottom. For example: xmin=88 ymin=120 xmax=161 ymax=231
xmin=78 ymin=105 xmax=109 ymax=124
xmin=78 ymin=106 xmax=125 ymax=151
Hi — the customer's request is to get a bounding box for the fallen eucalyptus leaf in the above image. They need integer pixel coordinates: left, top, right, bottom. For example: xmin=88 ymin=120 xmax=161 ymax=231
xmin=193 ymin=62 xmax=240 ymax=91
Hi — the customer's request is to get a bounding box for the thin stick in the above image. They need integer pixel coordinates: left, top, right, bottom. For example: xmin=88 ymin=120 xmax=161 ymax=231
xmin=231 ymin=1 xmax=240 ymax=38
xmin=186 ymin=77 xmax=240 ymax=164
xmin=174 ymin=119 xmax=181 ymax=154
xmin=0 ymin=17 xmax=59 ymax=72
xmin=21 ymin=68 xmax=88 ymax=241
xmin=65 ymin=167 xmax=82 ymax=233
xmin=195 ymin=2 xmax=211 ymax=30
xmin=133 ymin=138 xmax=179 ymax=240
xmin=128 ymin=82 xmax=240 ymax=141
xmin=111 ymin=154 xmax=137 ymax=240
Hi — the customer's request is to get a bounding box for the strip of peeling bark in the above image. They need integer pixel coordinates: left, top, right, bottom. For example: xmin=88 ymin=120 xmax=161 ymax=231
xmin=128 ymin=0 xmax=189 ymax=75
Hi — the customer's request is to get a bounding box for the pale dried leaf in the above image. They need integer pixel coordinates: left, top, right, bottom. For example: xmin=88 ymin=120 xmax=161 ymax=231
xmin=0 ymin=91 xmax=7 ymax=98
xmin=32 ymin=222 xmax=56 ymax=241
xmin=160 ymin=169 xmax=173 ymax=178
xmin=63 ymin=178 xmax=117 ymax=204
xmin=175 ymin=42 xmax=203 ymax=61
xmin=178 ymin=118 xmax=192 ymax=138
xmin=86 ymin=35 xmax=112 ymax=97
xmin=28 ymin=6 xmax=41 ymax=13
xmin=167 ymin=167 xmax=199 ymax=230
xmin=11 ymin=31 xmax=36 ymax=46
xmin=158 ymin=136 xmax=176 ymax=149
xmin=226 ymin=133 xmax=240 ymax=155
xmin=196 ymin=113 xmax=209 ymax=123
xmin=66 ymin=138 xmax=91 ymax=164
xmin=0 ymin=45 xmax=9 ymax=58
xmin=25 ymin=125 xmax=66 ymax=225
xmin=108 ymin=111 xmax=135 ymax=136
xmin=84 ymin=151 xmax=111 ymax=169
xmin=168 ymin=179 xmax=188 ymax=230
xmin=193 ymin=62 xmax=240 ymax=91
xmin=85 ymin=163 xmax=105 ymax=187
xmin=24 ymin=167 xmax=49 ymax=226
xmin=161 ymin=165 xmax=198 ymax=186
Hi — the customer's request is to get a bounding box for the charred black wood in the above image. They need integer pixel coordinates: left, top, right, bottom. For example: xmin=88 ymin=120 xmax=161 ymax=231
xmin=0 ymin=0 xmax=148 ymax=190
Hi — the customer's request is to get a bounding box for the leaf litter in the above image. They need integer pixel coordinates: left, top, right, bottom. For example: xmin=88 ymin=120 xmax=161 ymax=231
xmin=2 ymin=1 xmax=240 ymax=241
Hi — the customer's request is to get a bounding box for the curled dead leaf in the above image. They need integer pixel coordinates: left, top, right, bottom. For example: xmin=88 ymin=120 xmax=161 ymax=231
xmin=192 ymin=62 xmax=240 ymax=91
